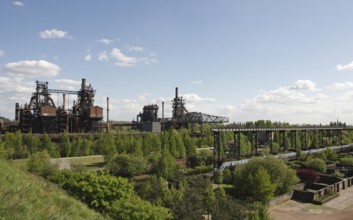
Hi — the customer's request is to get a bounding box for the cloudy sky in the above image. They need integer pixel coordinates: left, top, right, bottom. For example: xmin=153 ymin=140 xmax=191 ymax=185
xmin=1 ymin=1 xmax=353 ymax=124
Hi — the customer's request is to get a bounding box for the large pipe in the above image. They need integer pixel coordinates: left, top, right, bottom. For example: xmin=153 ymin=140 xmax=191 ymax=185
xmin=106 ymin=97 xmax=109 ymax=132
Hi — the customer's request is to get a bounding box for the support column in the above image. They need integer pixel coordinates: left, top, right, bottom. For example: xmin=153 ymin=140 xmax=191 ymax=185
xmin=213 ymin=131 xmax=221 ymax=171
xmin=234 ymin=131 xmax=241 ymax=160
xmin=301 ymin=130 xmax=307 ymax=150
xmin=291 ymin=130 xmax=296 ymax=151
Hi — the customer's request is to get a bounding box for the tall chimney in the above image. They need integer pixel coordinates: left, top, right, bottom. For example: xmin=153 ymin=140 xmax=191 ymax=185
xmin=81 ymin=78 xmax=86 ymax=91
xmin=15 ymin=103 xmax=19 ymax=122
xmin=162 ymin=101 xmax=165 ymax=127
xmin=175 ymin=87 xmax=178 ymax=100
xmin=106 ymin=97 xmax=110 ymax=133
xmin=63 ymin=94 xmax=66 ymax=111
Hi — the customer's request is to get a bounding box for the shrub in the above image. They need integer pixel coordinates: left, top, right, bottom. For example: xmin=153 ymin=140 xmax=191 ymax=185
xmin=108 ymin=154 xmax=147 ymax=178
xmin=304 ymin=158 xmax=327 ymax=173
xmin=27 ymin=150 xmax=59 ymax=178
xmin=339 ymin=157 xmax=353 ymax=166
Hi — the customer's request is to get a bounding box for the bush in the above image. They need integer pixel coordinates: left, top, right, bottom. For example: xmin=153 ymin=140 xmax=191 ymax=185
xmin=49 ymin=170 xmax=170 ymax=218
xmin=214 ymin=171 xmax=223 ymax=184
xmin=339 ymin=157 xmax=353 ymax=166
xmin=108 ymin=154 xmax=147 ymax=178
xmin=304 ymin=158 xmax=327 ymax=173
xmin=27 ymin=150 xmax=59 ymax=178
xmin=233 ymin=157 xmax=299 ymax=196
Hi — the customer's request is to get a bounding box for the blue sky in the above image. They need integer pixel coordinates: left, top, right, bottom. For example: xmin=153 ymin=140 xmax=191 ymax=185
xmin=1 ymin=0 xmax=353 ymax=124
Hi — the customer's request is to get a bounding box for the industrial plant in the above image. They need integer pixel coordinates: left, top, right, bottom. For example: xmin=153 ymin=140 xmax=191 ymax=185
xmin=0 ymin=80 xmax=229 ymax=134
xmin=14 ymin=78 xmax=103 ymax=134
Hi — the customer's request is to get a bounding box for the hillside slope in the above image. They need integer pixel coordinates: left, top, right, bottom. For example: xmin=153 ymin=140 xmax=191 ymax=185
xmin=0 ymin=159 xmax=105 ymax=219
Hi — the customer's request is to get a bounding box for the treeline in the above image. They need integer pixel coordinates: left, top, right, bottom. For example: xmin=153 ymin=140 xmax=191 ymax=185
xmin=0 ymin=126 xmax=211 ymax=160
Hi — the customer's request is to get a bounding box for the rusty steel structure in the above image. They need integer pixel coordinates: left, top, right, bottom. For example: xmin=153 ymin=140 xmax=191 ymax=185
xmin=165 ymin=87 xmax=229 ymax=129
xmin=134 ymin=87 xmax=229 ymax=132
xmin=15 ymin=78 xmax=103 ymax=133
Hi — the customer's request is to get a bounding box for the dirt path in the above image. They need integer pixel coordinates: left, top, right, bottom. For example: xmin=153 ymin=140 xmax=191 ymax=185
xmin=270 ymin=186 xmax=353 ymax=220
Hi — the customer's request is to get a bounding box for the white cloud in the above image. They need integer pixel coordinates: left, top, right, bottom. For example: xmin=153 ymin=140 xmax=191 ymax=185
xmin=140 ymin=57 xmax=159 ymax=64
xmin=84 ymin=54 xmax=92 ymax=61
xmin=39 ymin=29 xmax=71 ymax=39
xmin=0 ymin=50 xmax=4 ymax=57
xmin=54 ymin=79 xmax=81 ymax=90
xmin=289 ymin=80 xmax=317 ymax=91
xmin=191 ymin=80 xmax=202 ymax=85
xmin=0 ymin=77 xmax=33 ymax=95
xmin=337 ymin=61 xmax=353 ymax=71
xmin=4 ymin=60 xmax=60 ymax=78
xmin=13 ymin=1 xmax=24 ymax=7
xmin=111 ymin=48 xmax=137 ymax=67
xmin=97 ymin=38 xmax=114 ymax=45
xmin=98 ymin=51 xmax=109 ymax=61
xmin=328 ymin=82 xmax=353 ymax=90
xmin=182 ymin=93 xmax=216 ymax=102
xmin=336 ymin=92 xmax=353 ymax=101
xmin=128 ymin=46 xmax=143 ymax=52
xmin=255 ymin=80 xmax=322 ymax=105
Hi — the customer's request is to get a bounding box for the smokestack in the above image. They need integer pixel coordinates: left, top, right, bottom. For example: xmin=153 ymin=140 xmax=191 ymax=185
xmin=175 ymin=87 xmax=178 ymax=100
xmin=162 ymin=101 xmax=165 ymax=130
xmin=81 ymin=78 xmax=86 ymax=91
xmin=106 ymin=97 xmax=110 ymax=133
xmin=15 ymin=103 xmax=19 ymax=122
xmin=63 ymin=94 xmax=66 ymax=111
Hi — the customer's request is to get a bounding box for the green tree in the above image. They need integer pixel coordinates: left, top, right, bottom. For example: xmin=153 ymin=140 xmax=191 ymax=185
xmin=183 ymin=135 xmax=196 ymax=157
xmin=108 ymin=154 xmax=147 ymax=178
xmin=156 ymin=148 xmax=177 ymax=180
xmin=214 ymin=171 xmax=223 ymax=184
xmin=132 ymin=138 xmax=143 ymax=157
xmin=27 ymin=150 xmax=59 ymax=177
xmin=252 ymin=166 xmax=276 ymax=204
xmin=97 ymin=132 xmax=116 ymax=162
xmin=41 ymin=133 xmax=59 ymax=158
xmin=23 ymin=133 xmax=41 ymax=155
xmin=71 ymin=137 xmax=82 ymax=157
xmin=0 ymin=138 xmax=6 ymax=158
xmin=59 ymin=130 xmax=71 ymax=157
xmin=234 ymin=157 xmax=299 ymax=196
xmin=110 ymin=196 xmax=172 ymax=220
xmin=82 ymin=134 xmax=95 ymax=155
xmin=203 ymin=187 xmax=215 ymax=220
xmin=223 ymin=168 xmax=232 ymax=184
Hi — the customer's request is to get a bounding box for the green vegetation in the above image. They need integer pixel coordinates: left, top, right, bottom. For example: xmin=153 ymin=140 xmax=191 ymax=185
xmin=27 ymin=150 xmax=59 ymax=178
xmin=304 ymin=158 xmax=327 ymax=173
xmin=3 ymin=120 xmax=350 ymax=219
xmin=49 ymin=170 xmax=171 ymax=219
xmin=339 ymin=157 xmax=353 ymax=166
xmin=107 ymin=153 xmax=147 ymax=178
xmin=233 ymin=157 xmax=299 ymax=202
xmin=0 ymin=159 xmax=103 ymax=219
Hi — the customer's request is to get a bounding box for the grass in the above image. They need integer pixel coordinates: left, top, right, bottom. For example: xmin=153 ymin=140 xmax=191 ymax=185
xmin=0 ymin=159 xmax=105 ymax=219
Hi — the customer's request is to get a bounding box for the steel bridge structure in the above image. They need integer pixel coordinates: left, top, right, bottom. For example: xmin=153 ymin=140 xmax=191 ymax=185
xmin=212 ymin=127 xmax=353 ymax=170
